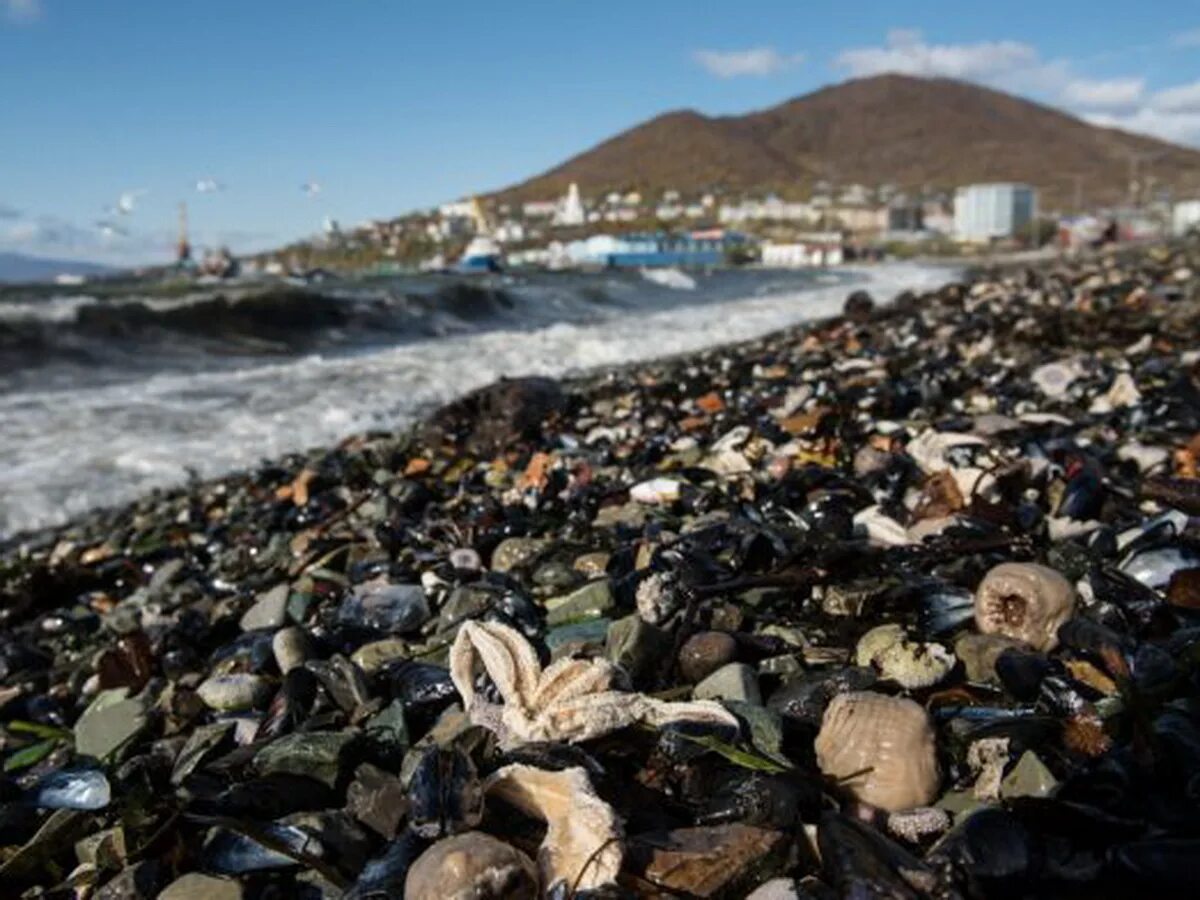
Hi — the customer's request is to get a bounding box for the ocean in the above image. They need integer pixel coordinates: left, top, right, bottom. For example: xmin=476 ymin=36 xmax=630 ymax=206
xmin=0 ymin=264 xmax=950 ymax=538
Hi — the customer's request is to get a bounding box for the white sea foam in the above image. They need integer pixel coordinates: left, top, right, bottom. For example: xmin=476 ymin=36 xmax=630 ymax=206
xmin=0 ymin=263 xmax=949 ymax=537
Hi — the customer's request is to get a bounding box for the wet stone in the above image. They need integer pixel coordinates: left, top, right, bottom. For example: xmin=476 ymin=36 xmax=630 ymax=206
xmin=74 ymin=688 xmax=149 ymax=760
xmin=345 ymin=762 xmax=408 ymax=838
xmin=158 ymin=873 xmax=243 ymax=900
xmin=955 ymin=632 xmax=1026 ymax=684
xmin=352 ymin=637 xmax=411 ymax=675
xmin=254 ymin=731 xmax=356 ymax=789
xmin=490 ymin=537 xmax=547 ymax=573
xmin=606 ymin=614 xmax=672 ymax=684
xmin=573 ymin=552 xmax=610 ymax=576
xmin=94 ymin=860 xmax=164 ymax=900
xmin=678 ymin=631 xmax=738 ymax=683
xmin=239 ymin=583 xmax=289 ymax=631
xmin=628 ymin=824 xmax=790 ymax=898
xmin=436 ymin=585 xmax=493 ymax=630
xmin=338 ymin=582 xmax=430 ymax=634
xmin=545 ymin=618 xmax=611 ymax=654
xmin=271 ymin=626 xmax=311 ymax=674
xmin=543 ymin=578 xmax=615 ymax=626
xmin=694 ymin=662 xmax=762 ymax=705
xmin=1000 ymin=750 xmax=1058 ymax=799
xmin=532 ymin=559 xmax=579 ymax=591
xmin=196 ymin=673 xmax=272 ymax=712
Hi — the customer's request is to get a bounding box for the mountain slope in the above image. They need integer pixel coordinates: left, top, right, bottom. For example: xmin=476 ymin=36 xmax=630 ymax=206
xmin=494 ymin=74 xmax=1200 ymax=209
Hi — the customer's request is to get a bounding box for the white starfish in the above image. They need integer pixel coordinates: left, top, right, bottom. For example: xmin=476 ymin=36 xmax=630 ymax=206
xmin=485 ymin=763 xmax=622 ymax=893
xmin=449 ymin=620 xmax=738 ymax=747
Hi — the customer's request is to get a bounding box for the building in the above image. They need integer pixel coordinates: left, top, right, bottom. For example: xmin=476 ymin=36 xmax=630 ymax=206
xmin=953 ymin=183 xmax=1037 ymax=242
xmin=522 ymin=200 xmax=558 ymax=219
xmin=554 ymin=183 xmax=586 ymax=227
xmin=1173 ymin=200 xmax=1200 ymax=236
xmin=761 ymin=233 xmax=843 ymax=268
xmin=564 ymin=229 xmax=747 ymax=268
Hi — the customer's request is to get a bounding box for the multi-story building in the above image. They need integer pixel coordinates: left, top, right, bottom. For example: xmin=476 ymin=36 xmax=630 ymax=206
xmin=953 ymin=183 xmax=1037 ymax=242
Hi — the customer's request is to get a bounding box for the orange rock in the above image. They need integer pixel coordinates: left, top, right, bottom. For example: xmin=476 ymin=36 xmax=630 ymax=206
xmin=695 ymin=391 xmax=725 ymax=413
xmin=518 ymin=452 xmax=553 ymax=491
xmin=779 ymin=407 xmax=829 ymax=436
xmin=678 ymin=416 xmax=708 ymax=432
xmin=404 ymin=458 xmax=431 ymax=476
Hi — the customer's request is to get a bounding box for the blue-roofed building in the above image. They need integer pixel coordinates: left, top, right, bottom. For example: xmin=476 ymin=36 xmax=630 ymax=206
xmin=564 ymin=230 xmax=749 ymax=268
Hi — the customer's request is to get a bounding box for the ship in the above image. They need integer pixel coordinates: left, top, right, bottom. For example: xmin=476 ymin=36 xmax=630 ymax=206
xmin=454 ymin=197 xmax=503 ymax=273
xmin=456 ymin=234 xmax=502 ymax=273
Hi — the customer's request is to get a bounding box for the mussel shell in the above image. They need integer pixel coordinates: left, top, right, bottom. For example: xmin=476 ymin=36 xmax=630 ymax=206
xmin=406 ymin=746 xmax=484 ymax=839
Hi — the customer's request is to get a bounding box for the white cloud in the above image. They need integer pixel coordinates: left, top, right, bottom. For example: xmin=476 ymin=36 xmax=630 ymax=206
xmin=4 ymin=0 xmax=42 ymax=24
xmin=836 ymin=28 xmax=1038 ymax=81
xmin=831 ymin=29 xmax=1200 ymax=145
xmin=1154 ymin=80 xmax=1200 ymax=113
xmin=1061 ymin=77 xmax=1145 ymax=111
xmin=693 ymin=47 xmax=804 ymax=78
xmin=1172 ymin=28 xmax=1200 ymax=48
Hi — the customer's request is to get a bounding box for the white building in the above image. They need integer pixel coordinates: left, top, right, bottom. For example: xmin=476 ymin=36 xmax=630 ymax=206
xmin=1173 ymin=200 xmax=1200 ymax=236
xmin=522 ymin=200 xmax=558 ymax=218
xmin=554 ymin=182 xmax=586 ymax=227
xmin=954 ymin=183 xmax=1037 ymax=242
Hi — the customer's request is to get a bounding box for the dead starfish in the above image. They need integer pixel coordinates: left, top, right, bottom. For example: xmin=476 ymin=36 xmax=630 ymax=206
xmin=449 ymin=620 xmax=738 ymax=746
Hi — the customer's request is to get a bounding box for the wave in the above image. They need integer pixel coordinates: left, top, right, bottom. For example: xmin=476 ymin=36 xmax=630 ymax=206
xmin=0 ymin=263 xmax=950 ymax=538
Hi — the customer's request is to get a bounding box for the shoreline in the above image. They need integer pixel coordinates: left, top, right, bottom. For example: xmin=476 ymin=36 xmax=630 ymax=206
xmin=0 ymin=262 xmax=945 ymax=543
xmin=1 ymin=242 xmax=1199 ymax=895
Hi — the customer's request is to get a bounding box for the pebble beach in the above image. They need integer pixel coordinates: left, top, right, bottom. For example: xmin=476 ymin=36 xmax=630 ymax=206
xmin=3 ymin=241 xmax=1200 ymax=898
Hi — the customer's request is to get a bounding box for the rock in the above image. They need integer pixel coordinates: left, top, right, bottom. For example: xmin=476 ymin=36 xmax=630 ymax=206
xmin=426 ymin=375 xmax=567 ymax=456
xmin=94 ymin=860 xmax=163 ymax=900
xmin=532 ymin=559 xmax=579 ymax=592
xmin=678 ymin=631 xmax=738 ymax=683
xmin=239 ymin=583 xmax=289 ymax=631
xmin=74 ymin=688 xmax=148 ymax=760
xmin=271 ymin=626 xmax=311 ymax=674
xmin=545 ymin=619 xmax=611 ymax=653
xmin=352 ymin=638 xmax=411 ymax=675
xmin=254 ymin=731 xmax=356 ymax=789
xmin=158 ymin=873 xmax=243 ymax=900
xmin=746 ymin=878 xmax=801 ymax=900
xmin=405 ymin=831 xmax=539 ymax=900
xmin=544 ymin=579 xmax=615 ymax=626
xmin=694 ymin=663 xmax=761 ymax=705
xmin=1000 ymin=750 xmax=1058 ymax=799
xmin=606 ymin=614 xmax=672 ymax=685
xmin=338 ymin=582 xmax=430 ymax=634
xmin=955 ymin=632 xmax=1026 ymax=683
xmin=196 ymin=674 xmax=272 ymax=712
xmin=592 ymin=502 xmax=647 ymax=529
xmin=843 ymin=289 xmax=875 ymax=322
xmin=490 ymin=537 xmax=548 ymax=573
xmin=346 ymin=763 xmax=407 ymax=838
xmin=573 ymin=552 xmax=610 ymax=576
xmin=628 ymin=824 xmax=790 ymax=898
xmin=437 ymin=585 xmax=494 ymax=630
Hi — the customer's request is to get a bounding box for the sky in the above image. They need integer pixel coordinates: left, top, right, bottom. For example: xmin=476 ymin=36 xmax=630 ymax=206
xmin=2 ymin=0 xmax=1200 ymax=265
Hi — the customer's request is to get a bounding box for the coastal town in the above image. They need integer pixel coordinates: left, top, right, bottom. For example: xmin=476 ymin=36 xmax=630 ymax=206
xmin=246 ymin=176 xmax=1200 ymax=277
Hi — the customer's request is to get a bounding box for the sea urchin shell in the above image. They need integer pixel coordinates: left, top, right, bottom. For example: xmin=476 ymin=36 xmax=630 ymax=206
xmin=974 ymin=562 xmax=1076 ymax=652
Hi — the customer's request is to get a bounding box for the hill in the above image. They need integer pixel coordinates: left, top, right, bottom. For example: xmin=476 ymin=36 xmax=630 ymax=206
xmin=493 ymin=74 xmax=1200 ymax=210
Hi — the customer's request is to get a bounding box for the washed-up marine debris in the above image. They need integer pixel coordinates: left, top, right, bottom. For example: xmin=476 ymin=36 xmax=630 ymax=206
xmin=6 ymin=242 xmax=1200 ymax=896
xmin=449 ymin=619 xmax=738 ymax=746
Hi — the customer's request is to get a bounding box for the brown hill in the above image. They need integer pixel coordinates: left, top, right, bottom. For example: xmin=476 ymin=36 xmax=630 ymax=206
xmin=493 ymin=74 xmax=1200 ymax=211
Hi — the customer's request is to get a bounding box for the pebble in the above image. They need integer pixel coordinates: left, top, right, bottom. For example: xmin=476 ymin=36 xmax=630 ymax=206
xmin=677 ymin=631 xmax=738 ymax=683
xmin=271 ymin=626 xmax=311 ymax=674
xmin=196 ymin=674 xmax=272 ymax=712
xmin=238 ymin=583 xmax=289 ymax=631
xmin=543 ymin=579 xmax=615 ymax=626
xmin=694 ymin=662 xmax=762 ymax=705
xmin=158 ymin=873 xmax=243 ymax=900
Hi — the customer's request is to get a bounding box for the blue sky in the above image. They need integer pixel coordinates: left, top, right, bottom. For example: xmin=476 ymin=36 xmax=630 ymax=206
xmin=2 ymin=0 xmax=1200 ymax=264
